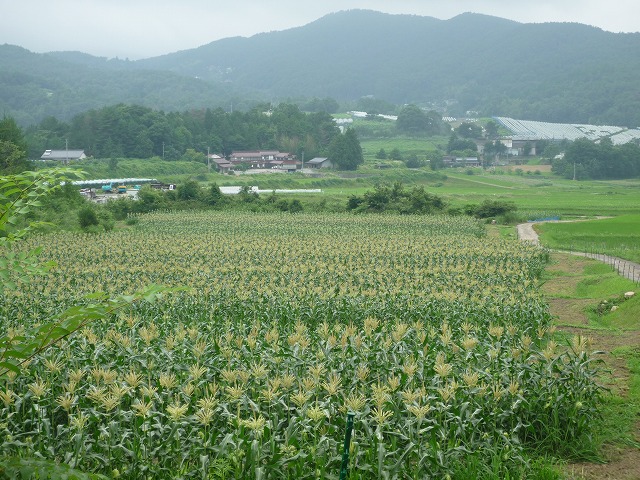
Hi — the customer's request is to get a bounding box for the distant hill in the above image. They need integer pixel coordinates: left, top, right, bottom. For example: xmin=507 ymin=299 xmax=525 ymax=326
xmin=0 ymin=45 xmax=241 ymax=126
xmin=2 ymin=10 xmax=640 ymax=127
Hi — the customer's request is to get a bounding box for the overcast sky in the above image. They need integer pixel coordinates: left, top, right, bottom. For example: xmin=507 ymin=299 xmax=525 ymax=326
xmin=2 ymin=0 xmax=638 ymax=60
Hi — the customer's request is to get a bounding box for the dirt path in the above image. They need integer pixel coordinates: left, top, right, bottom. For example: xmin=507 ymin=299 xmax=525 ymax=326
xmin=517 ymin=221 xmax=640 ymax=283
xmin=517 ymin=222 xmax=640 ymax=479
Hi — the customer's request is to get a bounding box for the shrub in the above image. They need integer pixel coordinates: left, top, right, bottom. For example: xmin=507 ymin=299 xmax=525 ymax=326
xmin=78 ymin=207 xmax=99 ymax=229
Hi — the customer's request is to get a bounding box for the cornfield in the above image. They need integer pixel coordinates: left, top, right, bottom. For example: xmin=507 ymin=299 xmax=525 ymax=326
xmin=1 ymin=212 xmax=604 ymax=479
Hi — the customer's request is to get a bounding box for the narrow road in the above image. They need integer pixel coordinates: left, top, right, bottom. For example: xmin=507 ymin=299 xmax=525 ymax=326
xmin=517 ymin=221 xmax=640 ymax=284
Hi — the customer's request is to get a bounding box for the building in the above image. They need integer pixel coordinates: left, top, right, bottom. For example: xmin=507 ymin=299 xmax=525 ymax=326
xmin=306 ymin=157 xmax=333 ymax=169
xmin=40 ymin=149 xmax=87 ymax=161
xmin=209 ymin=155 xmax=233 ymax=174
xmin=228 ymin=150 xmax=299 ymax=170
xmin=442 ymin=156 xmax=481 ymax=168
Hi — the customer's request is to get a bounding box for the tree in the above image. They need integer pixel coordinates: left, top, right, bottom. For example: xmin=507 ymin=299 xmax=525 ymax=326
xmin=0 ymin=117 xmax=28 ymax=153
xmin=347 ymin=182 xmax=446 ymax=214
xmin=404 ymin=154 xmax=425 ymax=168
xmin=397 ymin=105 xmax=429 ymax=135
xmin=177 ymin=179 xmax=202 ymax=201
xmin=447 ymin=134 xmax=477 ymax=154
xmin=389 ymin=148 xmax=403 ymax=160
xmin=328 ymin=128 xmax=364 ymax=171
xmin=484 ymin=120 xmax=499 ymax=139
xmin=181 ymin=148 xmax=207 ymax=163
xmin=78 ymin=206 xmax=99 ymax=229
xmin=467 ymin=199 xmax=517 ymax=219
xmin=375 ymin=148 xmax=388 ymax=159
xmin=0 ymin=117 xmax=31 ymax=173
xmin=483 ymin=140 xmax=507 ymax=162
xmin=455 ymin=122 xmax=483 ymax=139
xmin=0 ymin=140 xmax=30 ymax=173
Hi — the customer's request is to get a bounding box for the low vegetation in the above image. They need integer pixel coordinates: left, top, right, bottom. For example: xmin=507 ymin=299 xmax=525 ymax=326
xmin=537 ymin=215 xmax=640 ymax=263
xmin=2 ymin=211 xmax=605 ymax=478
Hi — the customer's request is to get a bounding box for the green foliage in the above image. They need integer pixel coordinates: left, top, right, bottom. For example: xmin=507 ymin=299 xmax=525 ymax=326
xmin=25 ymin=103 xmax=339 ymax=162
xmin=302 ymin=97 xmax=340 ymax=113
xmin=0 ymin=117 xmax=31 ymax=173
xmin=404 ymin=154 xmax=425 ymax=169
xmin=347 ymin=182 xmax=446 ymax=214
xmin=552 ymin=137 xmax=640 ymax=180
xmin=328 ymin=128 xmax=364 ymax=171
xmin=0 ymin=169 xmax=77 ymax=246
xmin=389 ymin=148 xmax=402 ymax=160
xmin=0 ymin=168 xmax=177 ymax=478
xmin=77 ymin=206 xmax=99 ymax=230
xmin=0 ymin=457 xmax=108 ymax=479
xmin=455 ymin=122 xmax=483 ymax=139
xmin=466 ymin=200 xmax=518 ymax=219
xmin=447 ymin=134 xmax=478 ymax=154
xmin=176 ymin=179 xmax=202 ymax=201
xmin=396 ymin=105 xmax=446 ymax=136
xmin=0 ymin=211 xmax=604 ymax=478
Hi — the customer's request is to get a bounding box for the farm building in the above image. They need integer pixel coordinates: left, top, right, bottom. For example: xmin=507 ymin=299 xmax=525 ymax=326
xmin=306 ymin=157 xmax=333 ymax=169
xmin=443 ymin=156 xmax=481 ymax=168
xmin=40 ymin=149 xmax=87 ymax=161
xmin=228 ymin=150 xmax=299 ymax=169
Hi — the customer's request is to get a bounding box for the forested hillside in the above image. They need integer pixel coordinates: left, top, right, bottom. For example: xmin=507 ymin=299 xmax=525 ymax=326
xmin=3 ymin=10 xmax=640 ymax=127
xmin=0 ymin=45 xmax=240 ymax=126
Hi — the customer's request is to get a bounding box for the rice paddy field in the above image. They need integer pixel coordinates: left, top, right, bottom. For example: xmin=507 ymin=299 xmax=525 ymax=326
xmin=1 ymin=212 xmax=605 ymax=479
xmin=536 ymin=214 xmax=640 ymax=263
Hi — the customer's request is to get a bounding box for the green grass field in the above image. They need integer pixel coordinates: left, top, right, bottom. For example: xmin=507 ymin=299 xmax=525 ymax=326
xmin=537 ymin=215 xmax=640 ymax=263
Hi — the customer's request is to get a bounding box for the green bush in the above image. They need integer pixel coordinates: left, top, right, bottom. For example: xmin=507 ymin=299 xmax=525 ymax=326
xmin=78 ymin=206 xmax=99 ymax=229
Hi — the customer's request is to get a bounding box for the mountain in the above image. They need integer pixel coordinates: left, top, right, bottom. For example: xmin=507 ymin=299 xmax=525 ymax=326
xmin=0 ymin=45 xmax=241 ymax=126
xmin=2 ymin=10 xmax=640 ymax=127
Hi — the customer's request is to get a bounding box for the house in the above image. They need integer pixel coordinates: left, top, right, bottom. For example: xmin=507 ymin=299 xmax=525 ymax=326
xmin=229 ymin=150 xmax=298 ymax=169
xmin=210 ymin=156 xmax=233 ymax=174
xmin=306 ymin=157 xmax=333 ymax=169
xmin=40 ymin=149 xmax=87 ymax=161
xmin=442 ymin=156 xmax=481 ymax=168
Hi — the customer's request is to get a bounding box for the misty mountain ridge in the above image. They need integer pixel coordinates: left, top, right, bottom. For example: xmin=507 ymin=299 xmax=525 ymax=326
xmin=2 ymin=9 xmax=640 ymax=127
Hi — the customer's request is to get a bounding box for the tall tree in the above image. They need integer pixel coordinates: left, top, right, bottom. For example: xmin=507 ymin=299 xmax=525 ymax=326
xmin=0 ymin=117 xmax=30 ymax=173
xmin=328 ymin=128 xmax=364 ymax=171
xmin=396 ymin=105 xmax=429 ymax=135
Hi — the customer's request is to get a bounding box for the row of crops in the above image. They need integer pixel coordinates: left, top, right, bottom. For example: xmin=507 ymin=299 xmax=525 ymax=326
xmin=2 ymin=212 xmax=603 ymax=478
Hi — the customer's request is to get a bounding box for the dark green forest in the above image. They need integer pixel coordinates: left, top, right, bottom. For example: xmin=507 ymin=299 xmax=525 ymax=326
xmin=24 ymin=103 xmax=341 ymax=162
xmin=3 ymin=10 xmax=640 ymax=127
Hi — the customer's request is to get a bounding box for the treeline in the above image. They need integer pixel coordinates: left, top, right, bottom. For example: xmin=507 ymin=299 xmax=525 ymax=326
xmin=552 ymin=137 xmax=640 ymax=180
xmin=24 ymin=103 xmax=341 ymax=161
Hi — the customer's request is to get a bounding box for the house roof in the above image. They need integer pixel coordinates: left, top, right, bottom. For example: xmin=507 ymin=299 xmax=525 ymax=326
xmin=41 ymin=149 xmax=85 ymax=160
xmin=230 ymin=150 xmax=293 ymax=159
xmin=307 ymin=157 xmax=329 ymax=164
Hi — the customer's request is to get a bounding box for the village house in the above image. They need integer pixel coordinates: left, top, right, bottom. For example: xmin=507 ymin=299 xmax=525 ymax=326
xmin=442 ymin=156 xmax=481 ymax=168
xmin=40 ymin=149 xmax=87 ymax=161
xmin=208 ymin=154 xmax=233 ymax=174
xmin=306 ymin=157 xmax=333 ymax=169
xmin=228 ymin=150 xmax=300 ymax=170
